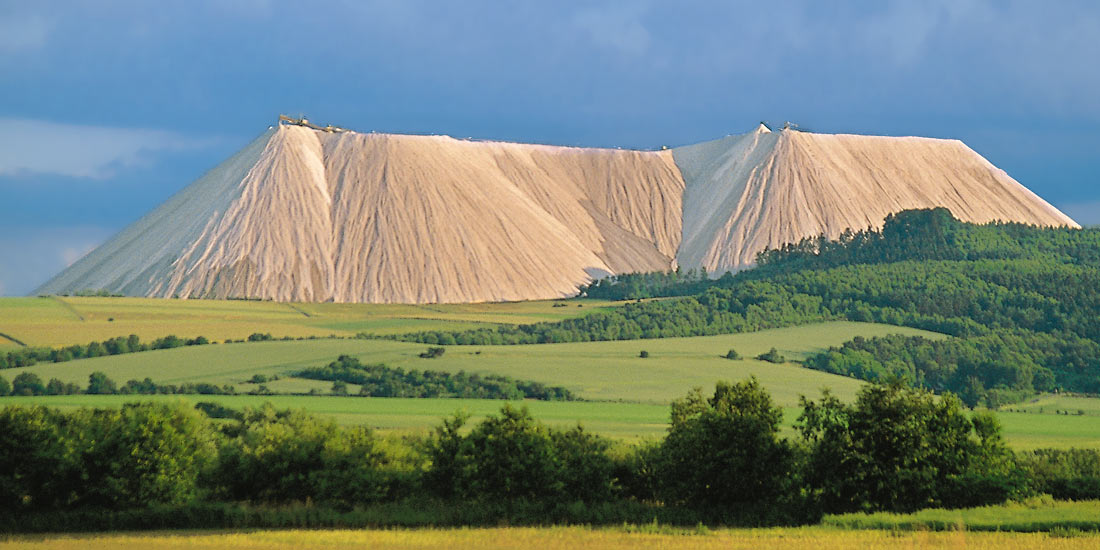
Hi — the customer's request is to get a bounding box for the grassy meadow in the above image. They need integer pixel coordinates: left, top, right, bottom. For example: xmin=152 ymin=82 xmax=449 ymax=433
xmin=3 ymin=525 xmax=1097 ymax=550
xmin=1002 ymin=394 xmax=1100 ymax=417
xmin=2 ymin=296 xmax=1098 ymax=448
xmin=0 ymin=296 xmax=620 ymax=349
xmin=0 ymin=322 xmax=940 ymax=404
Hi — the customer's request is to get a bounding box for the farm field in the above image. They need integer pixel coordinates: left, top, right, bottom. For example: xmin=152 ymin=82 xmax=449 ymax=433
xmin=5 ymin=394 xmax=1096 ymax=449
xmin=0 ymin=296 xmax=620 ymax=349
xmin=1002 ymin=394 xmax=1100 ymax=417
xmin=0 ymin=394 xmax=672 ymax=438
xmin=3 ymin=295 xmax=1098 ymax=449
xmin=0 ymin=322 xmax=941 ymax=405
xmin=2 ymin=526 xmax=1096 ymax=550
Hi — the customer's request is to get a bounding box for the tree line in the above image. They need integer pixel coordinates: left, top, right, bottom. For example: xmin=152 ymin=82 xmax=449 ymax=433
xmin=3 ymin=380 xmax=1096 ymax=532
xmin=0 ymin=371 xmax=237 ymax=397
xmin=297 ymin=355 xmax=575 ymax=400
xmin=0 ymin=332 xmax=320 ymax=370
xmin=0 ymin=334 xmax=211 ymax=369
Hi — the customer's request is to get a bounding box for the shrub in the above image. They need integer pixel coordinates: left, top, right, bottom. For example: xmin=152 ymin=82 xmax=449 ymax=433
xmin=723 ymin=349 xmax=741 ymax=360
xmin=639 ymin=350 xmax=650 ymax=358
xmin=419 ymin=347 xmax=446 ymax=358
xmin=755 ymin=348 xmax=785 ymax=363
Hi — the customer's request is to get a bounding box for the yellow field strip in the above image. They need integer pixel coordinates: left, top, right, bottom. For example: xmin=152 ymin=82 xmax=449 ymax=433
xmin=2 ymin=527 xmax=1096 ymax=550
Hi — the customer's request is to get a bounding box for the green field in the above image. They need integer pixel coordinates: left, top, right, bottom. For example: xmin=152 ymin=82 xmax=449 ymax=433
xmin=3 ymin=295 xmax=1099 ymax=449
xmin=2 ymin=525 xmax=1095 ymax=550
xmin=0 ymin=394 xmax=671 ymax=438
xmin=0 ymin=296 xmax=620 ymax=349
xmin=1002 ymin=394 xmax=1100 ymax=417
xmin=0 ymin=322 xmax=939 ymax=405
xmin=7 ymin=394 xmax=1094 ymax=448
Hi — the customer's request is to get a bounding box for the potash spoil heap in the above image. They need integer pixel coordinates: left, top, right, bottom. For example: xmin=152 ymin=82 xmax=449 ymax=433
xmin=38 ymin=121 xmax=1079 ymax=303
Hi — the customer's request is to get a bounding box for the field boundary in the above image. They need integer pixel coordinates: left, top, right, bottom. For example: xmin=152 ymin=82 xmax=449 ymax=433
xmin=48 ymin=296 xmax=86 ymax=321
xmin=0 ymin=331 xmax=27 ymax=347
xmin=284 ymin=303 xmax=313 ymax=317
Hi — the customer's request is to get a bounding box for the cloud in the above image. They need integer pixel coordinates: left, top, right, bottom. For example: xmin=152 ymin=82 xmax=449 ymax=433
xmin=0 ymin=13 xmax=51 ymax=53
xmin=0 ymin=225 xmax=115 ymax=296
xmin=0 ymin=118 xmax=213 ymax=179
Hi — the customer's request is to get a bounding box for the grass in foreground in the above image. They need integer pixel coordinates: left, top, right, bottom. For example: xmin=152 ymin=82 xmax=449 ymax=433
xmin=825 ymin=498 xmax=1100 ymax=534
xmin=2 ymin=526 xmax=1097 ymax=550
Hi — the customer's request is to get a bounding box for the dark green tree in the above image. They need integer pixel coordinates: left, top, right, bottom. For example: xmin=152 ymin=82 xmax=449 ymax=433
xmin=658 ymin=378 xmax=801 ymax=523
xmin=11 ymin=372 xmax=45 ymax=396
xmin=0 ymin=406 xmax=72 ymax=512
xmin=798 ymin=381 xmax=1014 ymax=513
xmin=68 ymin=402 xmax=215 ymax=508
xmin=212 ymin=405 xmax=337 ymax=502
xmin=331 ymin=380 xmax=348 ymax=396
xmin=87 ymin=371 xmax=117 ymax=395
xmin=45 ymin=378 xmax=66 ymax=395
xmin=450 ymin=404 xmax=562 ymax=501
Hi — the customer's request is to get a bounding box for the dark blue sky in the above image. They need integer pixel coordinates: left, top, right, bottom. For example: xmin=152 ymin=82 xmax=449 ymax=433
xmin=1 ymin=0 xmax=1098 ymax=295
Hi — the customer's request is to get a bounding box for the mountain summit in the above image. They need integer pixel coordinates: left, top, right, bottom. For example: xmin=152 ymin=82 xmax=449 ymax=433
xmin=37 ymin=121 xmax=1078 ymax=303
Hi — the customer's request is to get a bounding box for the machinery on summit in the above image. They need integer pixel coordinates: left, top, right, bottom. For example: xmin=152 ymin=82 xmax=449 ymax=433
xmin=277 ymin=114 xmax=345 ymax=133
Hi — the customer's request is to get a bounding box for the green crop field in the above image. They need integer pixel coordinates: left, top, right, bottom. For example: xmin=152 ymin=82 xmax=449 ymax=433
xmin=0 ymin=296 xmax=620 ymax=348
xmin=0 ymin=394 xmax=672 ymax=438
xmin=0 ymin=321 xmax=939 ymax=405
xmin=3 ymin=295 xmax=1099 ymax=450
xmin=6 ymin=394 xmax=1094 ymax=449
xmin=1002 ymin=394 xmax=1100 ymax=417
xmin=3 ymin=525 xmax=1096 ymax=550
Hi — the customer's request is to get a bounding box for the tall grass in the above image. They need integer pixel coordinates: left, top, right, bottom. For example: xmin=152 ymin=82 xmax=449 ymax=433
xmin=824 ymin=497 xmax=1100 ymax=533
xmin=0 ymin=500 xmax=698 ymax=534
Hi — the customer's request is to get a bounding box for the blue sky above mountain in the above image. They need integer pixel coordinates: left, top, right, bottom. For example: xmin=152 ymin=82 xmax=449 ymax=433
xmin=1 ymin=0 xmax=1098 ymax=295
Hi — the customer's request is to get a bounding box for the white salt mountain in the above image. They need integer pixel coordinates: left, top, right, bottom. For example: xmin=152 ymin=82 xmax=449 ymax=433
xmin=38 ymin=123 xmax=1079 ymax=303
